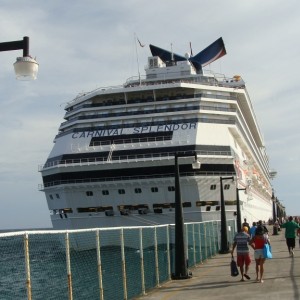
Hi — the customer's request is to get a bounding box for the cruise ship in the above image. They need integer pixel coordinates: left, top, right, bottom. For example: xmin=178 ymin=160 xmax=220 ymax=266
xmin=40 ymin=37 xmax=275 ymax=233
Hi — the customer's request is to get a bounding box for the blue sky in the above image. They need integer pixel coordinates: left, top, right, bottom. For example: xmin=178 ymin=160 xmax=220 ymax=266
xmin=0 ymin=0 xmax=299 ymax=229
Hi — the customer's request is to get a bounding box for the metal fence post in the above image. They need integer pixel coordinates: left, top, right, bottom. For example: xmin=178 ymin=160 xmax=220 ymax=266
xmin=154 ymin=227 xmax=160 ymax=287
xmin=96 ymin=230 xmax=104 ymax=300
xmin=24 ymin=233 xmax=32 ymax=300
xmin=120 ymin=228 xmax=128 ymax=300
xmin=65 ymin=232 xmax=73 ymax=300
xmin=139 ymin=228 xmax=146 ymax=295
xmin=166 ymin=225 xmax=171 ymax=280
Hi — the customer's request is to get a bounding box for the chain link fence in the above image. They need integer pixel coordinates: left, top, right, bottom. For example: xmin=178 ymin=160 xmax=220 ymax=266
xmin=0 ymin=220 xmax=236 ymax=299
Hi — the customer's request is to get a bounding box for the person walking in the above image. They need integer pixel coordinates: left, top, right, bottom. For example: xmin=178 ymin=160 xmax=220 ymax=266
xmin=242 ymin=218 xmax=251 ymax=233
xmin=256 ymin=220 xmax=269 ymax=236
xmin=251 ymin=228 xmax=270 ymax=283
xmin=297 ymin=228 xmax=300 ymax=248
xmin=231 ymin=226 xmax=254 ymax=281
xmin=280 ymin=216 xmax=300 ymax=256
xmin=249 ymin=222 xmax=257 ymax=238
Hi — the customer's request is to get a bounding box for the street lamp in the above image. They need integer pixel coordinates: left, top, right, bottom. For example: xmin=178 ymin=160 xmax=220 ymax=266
xmin=236 ymin=188 xmax=246 ymax=233
xmin=219 ymin=176 xmax=234 ymax=254
xmin=172 ymin=151 xmax=201 ymax=280
xmin=0 ymin=36 xmax=38 ymax=80
xmin=272 ymin=190 xmax=277 ymax=222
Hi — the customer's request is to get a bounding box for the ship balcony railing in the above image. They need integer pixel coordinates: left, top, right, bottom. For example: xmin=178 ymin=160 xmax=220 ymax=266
xmin=124 ymin=72 xmax=243 ymax=89
xmin=38 ymin=170 xmax=236 ymax=190
xmin=64 ymin=93 xmax=238 ymax=120
xmin=39 ymin=150 xmax=232 ymax=171
xmin=66 ymin=72 xmax=245 ymax=108
xmin=61 ymin=105 xmax=237 ymax=128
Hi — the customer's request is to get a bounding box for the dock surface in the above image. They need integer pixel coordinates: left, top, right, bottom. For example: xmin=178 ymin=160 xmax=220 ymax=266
xmin=134 ymin=229 xmax=300 ymax=300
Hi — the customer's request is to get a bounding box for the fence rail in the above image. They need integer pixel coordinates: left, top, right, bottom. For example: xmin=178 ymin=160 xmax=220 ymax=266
xmin=0 ymin=220 xmax=236 ymax=300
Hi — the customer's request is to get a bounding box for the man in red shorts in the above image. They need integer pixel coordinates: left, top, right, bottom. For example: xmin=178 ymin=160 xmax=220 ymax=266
xmin=231 ymin=226 xmax=254 ymax=281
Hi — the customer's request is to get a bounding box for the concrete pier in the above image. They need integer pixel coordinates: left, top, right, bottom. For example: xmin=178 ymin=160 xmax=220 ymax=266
xmin=134 ymin=228 xmax=300 ymax=300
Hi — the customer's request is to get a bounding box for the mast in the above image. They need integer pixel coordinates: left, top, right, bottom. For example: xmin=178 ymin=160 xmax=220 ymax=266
xmin=134 ymin=33 xmax=141 ymax=85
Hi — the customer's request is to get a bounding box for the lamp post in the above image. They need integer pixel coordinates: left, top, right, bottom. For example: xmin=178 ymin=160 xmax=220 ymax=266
xmin=219 ymin=176 xmax=234 ymax=254
xmin=272 ymin=190 xmax=277 ymax=222
xmin=172 ymin=151 xmax=200 ymax=280
xmin=0 ymin=36 xmax=38 ymax=80
xmin=236 ymin=188 xmax=246 ymax=233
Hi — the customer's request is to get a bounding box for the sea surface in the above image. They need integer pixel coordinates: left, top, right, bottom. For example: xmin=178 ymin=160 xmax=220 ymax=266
xmin=0 ymin=230 xmax=169 ymax=300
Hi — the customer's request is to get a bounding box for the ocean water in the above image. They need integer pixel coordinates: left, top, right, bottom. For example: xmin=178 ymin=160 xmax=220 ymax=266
xmin=0 ymin=233 xmax=169 ymax=300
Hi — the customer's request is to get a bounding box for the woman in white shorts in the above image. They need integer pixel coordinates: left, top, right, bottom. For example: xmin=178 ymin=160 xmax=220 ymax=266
xmin=251 ymin=231 xmax=270 ymax=283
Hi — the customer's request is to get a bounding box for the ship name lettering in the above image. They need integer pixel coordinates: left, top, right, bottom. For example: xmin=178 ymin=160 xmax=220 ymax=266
xmin=72 ymin=124 xmax=196 ymax=138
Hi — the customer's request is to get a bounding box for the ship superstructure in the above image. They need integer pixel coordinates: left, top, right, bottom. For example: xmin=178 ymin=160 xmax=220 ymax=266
xmin=40 ymin=38 xmax=274 ymax=232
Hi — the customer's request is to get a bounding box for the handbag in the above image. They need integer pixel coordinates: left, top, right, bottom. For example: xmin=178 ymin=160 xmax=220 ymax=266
xmin=231 ymin=255 xmax=239 ymax=277
xmin=263 ymin=243 xmax=272 ymax=259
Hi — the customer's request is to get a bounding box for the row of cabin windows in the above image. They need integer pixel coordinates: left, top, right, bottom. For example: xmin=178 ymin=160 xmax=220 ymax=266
xmin=49 ymin=184 xmax=228 ymax=200
xmin=52 ymin=200 xmax=237 ymax=216
xmin=85 ymin=186 xmax=170 ymax=197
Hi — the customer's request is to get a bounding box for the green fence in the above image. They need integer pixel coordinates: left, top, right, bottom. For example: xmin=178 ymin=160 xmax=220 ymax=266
xmin=0 ymin=219 xmax=236 ymax=300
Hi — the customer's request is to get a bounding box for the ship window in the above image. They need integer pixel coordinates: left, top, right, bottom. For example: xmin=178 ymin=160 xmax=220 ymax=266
xmin=151 ymin=187 xmax=158 ymax=193
xmin=224 ymin=184 xmax=230 ymax=190
xmin=225 ymin=200 xmax=237 ymax=205
xmin=168 ymin=186 xmax=175 ymax=191
xmin=52 ymin=208 xmax=73 ymax=214
xmin=153 ymin=203 xmax=175 ymax=209
xmin=77 ymin=206 xmax=113 ymax=213
xmin=118 ymin=189 xmax=125 ymax=194
xmin=86 ymin=191 xmax=93 ymax=196
xmin=49 ymin=194 xmax=53 ymax=200
xmin=183 ymin=202 xmax=192 ymax=207
xmin=56 ymin=194 xmax=60 ymax=199
xmin=118 ymin=204 xmax=148 ymax=211
xmin=196 ymin=201 xmax=219 ymax=207
xmin=210 ymin=185 xmax=216 ymax=190
xmin=135 ymin=188 xmax=142 ymax=194
xmin=102 ymin=190 xmax=109 ymax=195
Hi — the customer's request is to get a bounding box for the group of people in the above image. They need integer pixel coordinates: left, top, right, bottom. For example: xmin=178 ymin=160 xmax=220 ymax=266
xmin=231 ymin=216 xmax=300 ymax=283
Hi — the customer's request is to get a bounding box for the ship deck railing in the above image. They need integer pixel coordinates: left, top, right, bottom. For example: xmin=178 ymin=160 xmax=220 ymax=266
xmin=66 ymin=71 xmax=245 ymax=107
xmin=38 ymin=170 xmax=236 ymax=190
xmin=39 ymin=150 xmax=232 ymax=171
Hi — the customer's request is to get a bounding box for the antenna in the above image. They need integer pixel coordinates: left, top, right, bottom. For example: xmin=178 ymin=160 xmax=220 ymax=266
xmin=134 ymin=33 xmax=141 ymax=85
xmin=171 ymin=43 xmax=174 ymax=61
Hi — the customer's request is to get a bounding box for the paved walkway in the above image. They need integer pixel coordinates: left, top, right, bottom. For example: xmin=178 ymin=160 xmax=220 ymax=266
xmin=134 ymin=229 xmax=300 ymax=300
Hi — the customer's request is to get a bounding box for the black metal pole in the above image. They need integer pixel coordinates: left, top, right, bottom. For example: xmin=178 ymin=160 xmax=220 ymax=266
xmin=23 ymin=36 xmax=29 ymax=57
xmin=219 ymin=176 xmax=234 ymax=254
xmin=172 ymin=151 xmax=198 ymax=279
xmin=173 ymin=152 xmax=188 ymax=279
xmin=272 ymin=191 xmax=276 ymax=222
xmin=236 ymin=188 xmax=246 ymax=233
xmin=0 ymin=36 xmax=29 ymax=57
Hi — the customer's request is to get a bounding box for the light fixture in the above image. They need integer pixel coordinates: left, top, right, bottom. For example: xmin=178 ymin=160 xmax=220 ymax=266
xmin=192 ymin=156 xmax=201 ymax=169
xmin=14 ymin=56 xmax=38 ymax=80
xmin=0 ymin=36 xmax=38 ymax=80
